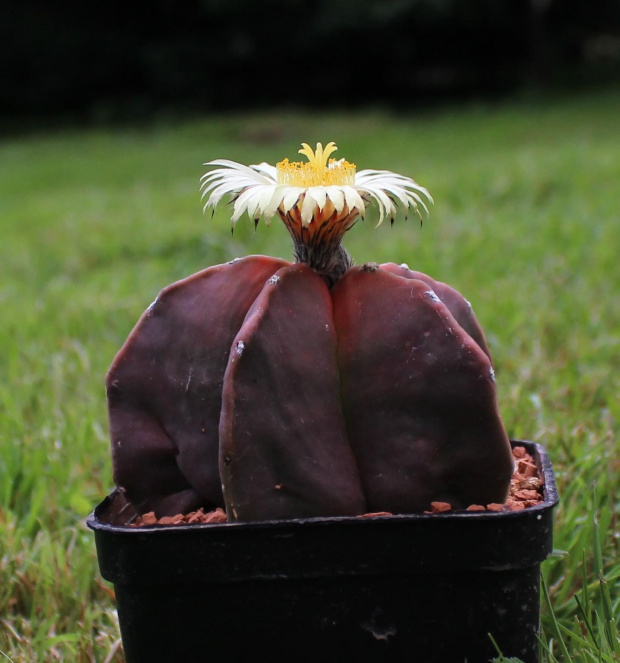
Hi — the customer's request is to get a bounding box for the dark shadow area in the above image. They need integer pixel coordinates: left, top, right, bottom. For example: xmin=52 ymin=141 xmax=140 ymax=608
xmin=2 ymin=0 xmax=620 ymax=131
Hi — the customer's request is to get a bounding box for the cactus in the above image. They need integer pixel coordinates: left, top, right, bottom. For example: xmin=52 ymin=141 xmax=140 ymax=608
xmin=107 ymin=142 xmax=513 ymax=521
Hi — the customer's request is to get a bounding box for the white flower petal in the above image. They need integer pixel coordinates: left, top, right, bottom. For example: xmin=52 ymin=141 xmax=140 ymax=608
xmin=353 ymin=168 xmax=432 ymax=222
xmin=257 ymin=187 xmax=280 ymax=219
xmin=251 ymin=162 xmax=278 ymax=182
xmin=263 ymin=186 xmax=290 ymax=219
xmin=202 ymin=181 xmax=241 ymax=212
xmin=405 ymin=191 xmax=431 ymax=217
xmin=231 ymin=189 xmax=253 ymax=223
xmin=325 ymin=186 xmax=345 ymax=214
xmin=201 ymin=159 xmax=288 ymax=222
xmin=202 ymin=159 xmax=275 ymax=184
xmin=342 ymin=185 xmax=365 ymax=214
xmin=201 ymin=172 xmax=258 ymax=205
xmin=358 ymin=185 xmax=395 ymax=226
xmin=301 ymin=192 xmax=317 ymax=225
xmin=281 ymin=187 xmax=304 ymax=214
xmin=244 ymin=190 xmax=265 ymax=221
xmin=200 ymin=160 xmax=279 ymax=212
xmin=307 ymin=186 xmax=327 ymax=211
xmin=232 ymin=186 xmax=273 ymax=223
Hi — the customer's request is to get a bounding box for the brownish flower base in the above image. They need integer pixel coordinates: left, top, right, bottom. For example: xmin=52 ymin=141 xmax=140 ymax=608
xmin=131 ymin=446 xmax=542 ymax=527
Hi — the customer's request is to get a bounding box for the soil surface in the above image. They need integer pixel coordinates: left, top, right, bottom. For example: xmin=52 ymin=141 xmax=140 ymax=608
xmin=133 ymin=507 xmax=227 ymax=526
xmin=425 ymin=445 xmax=544 ymax=514
xmin=132 ymin=446 xmax=544 ymax=526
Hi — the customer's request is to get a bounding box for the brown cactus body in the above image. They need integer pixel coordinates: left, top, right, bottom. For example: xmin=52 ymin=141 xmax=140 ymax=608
xmin=379 ymin=262 xmax=492 ymax=360
xmin=219 ymin=263 xmax=366 ymax=521
xmin=106 ymin=255 xmax=288 ymax=515
xmin=107 ymin=257 xmax=513 ymax=520
xmin=333 ymin=265 xmax=512 ymax=512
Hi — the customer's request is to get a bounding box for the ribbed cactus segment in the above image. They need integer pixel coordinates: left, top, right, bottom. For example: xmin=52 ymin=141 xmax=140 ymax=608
xmin=219 ymin=264 xmax=366 ymax=521
xmin=106 ymin=255 xmax=289 ymax=515
xmin=379 ymin=262 xmax=492 ymax=361
xmin=332 ymin=265 xmax=513 ymax=512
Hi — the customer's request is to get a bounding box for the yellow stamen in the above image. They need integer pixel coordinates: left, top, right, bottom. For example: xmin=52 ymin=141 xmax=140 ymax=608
xmin=276 ymin=141 xmax=356 ymax=187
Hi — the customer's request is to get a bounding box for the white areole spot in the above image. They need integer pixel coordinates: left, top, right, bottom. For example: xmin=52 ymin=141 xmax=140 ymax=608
xmin=425 ymin=289 xmax=441 ymax=303
xmin=400 ymin=262 xmax=410 ymax=270
xmin=489 ymin=366 xmax=496 ymax=382
xmin=146 ymin=297 xmax=159 ymax=314
xmin=267 ymin=274 xmax=280 ymax=285
xmin=236 ymin=340 xmax=245 ymax=356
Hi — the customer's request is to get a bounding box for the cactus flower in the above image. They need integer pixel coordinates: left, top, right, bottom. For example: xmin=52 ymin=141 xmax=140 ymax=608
xmin=201 ymin=141 xmax=431 ymax=285
xmin=107 ymin=142 xmax=514 ymax=522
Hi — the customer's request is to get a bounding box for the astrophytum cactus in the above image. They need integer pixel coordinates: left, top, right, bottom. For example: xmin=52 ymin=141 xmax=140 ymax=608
xmin=106 ymin=142 xmax=514 ymax=522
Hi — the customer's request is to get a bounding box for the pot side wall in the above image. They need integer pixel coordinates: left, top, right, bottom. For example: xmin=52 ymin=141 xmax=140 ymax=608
xmin=89 ymin=440 xmax=558 ymax=663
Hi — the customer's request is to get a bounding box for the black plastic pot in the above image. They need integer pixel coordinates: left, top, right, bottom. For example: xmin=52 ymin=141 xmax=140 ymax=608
xmin=88 ymin=440 xmax=558 ymax=663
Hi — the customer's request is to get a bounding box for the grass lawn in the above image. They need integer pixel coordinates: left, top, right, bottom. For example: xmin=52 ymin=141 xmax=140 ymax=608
xmin=1 ymin=89 xmax=619 ymax=661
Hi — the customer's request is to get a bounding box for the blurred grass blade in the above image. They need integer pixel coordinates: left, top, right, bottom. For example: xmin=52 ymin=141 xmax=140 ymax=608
xmin=542 ymin=574 xmax=573 ymax=661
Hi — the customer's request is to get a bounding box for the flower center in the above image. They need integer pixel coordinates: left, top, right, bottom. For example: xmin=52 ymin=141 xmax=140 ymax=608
xmin=276 ymin=141 xmax=356 ymax=187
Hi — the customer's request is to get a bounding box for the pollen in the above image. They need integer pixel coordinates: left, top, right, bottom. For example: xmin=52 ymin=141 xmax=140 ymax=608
xmin=276 ymin=141 xmax=356 ymax=187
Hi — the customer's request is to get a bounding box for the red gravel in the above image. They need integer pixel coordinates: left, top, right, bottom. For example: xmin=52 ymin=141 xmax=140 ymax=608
xmin=425 ymin=445 xmax=544 ymax=514
xmin=132 ymin=446 xmax=544 ymax=526
xmin=132 ymin=507 xmax=227 ymax=527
